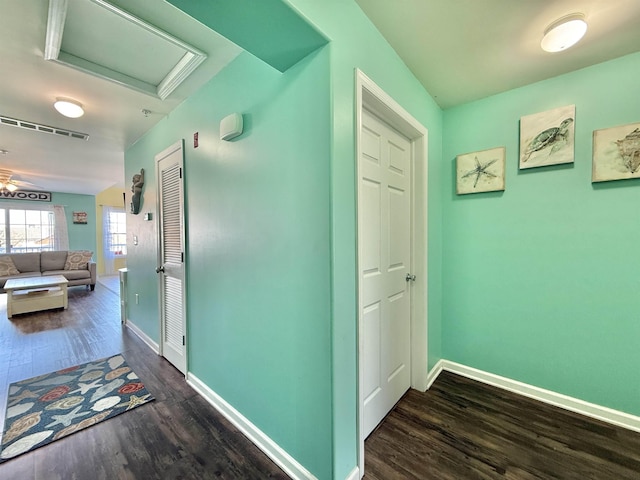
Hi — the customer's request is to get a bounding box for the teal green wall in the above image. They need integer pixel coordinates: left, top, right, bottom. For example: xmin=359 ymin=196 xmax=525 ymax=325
xmin=124 ymin=0 xmax=640 ymax=477
xmin=442 ymin=52 xmax=640 ymax=416
xmin=0 ymin=192 xmax=97 ymax=254
xmin=126 ymin=1 xmax=443 ymax=478
xmin=286 ymin=2 xmax=443 ymax=476
xmin=126 ymin=48 xmax=333 ymax=477
xmin=166 ymin=0 xmax=328 ymax=72
xmin=122 ymin=157 xmax=159 ymax=343
xmin=54 ymin=192 xmax=97 ymax=252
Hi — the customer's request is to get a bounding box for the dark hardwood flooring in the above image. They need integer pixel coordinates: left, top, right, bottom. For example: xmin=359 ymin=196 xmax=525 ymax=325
xmin=3 ymin=285 xmax=640 ymax=479
xmin=364 ymin=371 xmax=640 ymax=479
xmin=0 ymin=284 xmax=288 ymax=480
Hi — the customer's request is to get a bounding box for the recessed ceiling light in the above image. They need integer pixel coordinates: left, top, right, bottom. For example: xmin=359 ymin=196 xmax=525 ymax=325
xmin=541 ymin=13 xmax=587 ymax=53
xmin=54 ymin=98 xmax=84 ymax=118
xmin=5 ymin=183 xmax=18 ymax=192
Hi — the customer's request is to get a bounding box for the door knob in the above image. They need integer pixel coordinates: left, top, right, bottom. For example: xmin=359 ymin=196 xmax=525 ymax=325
xmin=155 ymin=265 xmax=165 ymax=274
xmin=405 ymin=273 xmax=416 ymax=282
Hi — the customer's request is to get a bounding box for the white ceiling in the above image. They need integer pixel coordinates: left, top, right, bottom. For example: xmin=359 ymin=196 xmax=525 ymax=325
xmin=0 ymin=0 xmax=241 ymax=195
xmin=355 ymin=0 xmax=640 ymax=108
xmin=1 ymin=1 xmax=639 ymax=196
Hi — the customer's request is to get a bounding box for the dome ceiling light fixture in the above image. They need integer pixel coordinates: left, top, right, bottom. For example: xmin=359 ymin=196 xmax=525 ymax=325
xmin=54 ymin=98 xmax=84 ymax=118
xmin=541 ymin=13 xmax=588 ymax=53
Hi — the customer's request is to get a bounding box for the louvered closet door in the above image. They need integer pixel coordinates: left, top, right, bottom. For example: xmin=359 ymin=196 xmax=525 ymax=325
xmin=156 ymin=141 xmax=186 ymax=374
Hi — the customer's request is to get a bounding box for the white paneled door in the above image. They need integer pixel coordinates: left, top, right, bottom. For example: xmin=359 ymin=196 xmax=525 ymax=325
xmin=360 ymin=108 xmax=412 ymax=438
xmin=156 ymin=141 xmax=186 ymax=374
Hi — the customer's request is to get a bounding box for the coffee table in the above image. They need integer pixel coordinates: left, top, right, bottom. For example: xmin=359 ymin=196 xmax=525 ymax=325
xmin=5 ymin=275 xmax=69 ymax=318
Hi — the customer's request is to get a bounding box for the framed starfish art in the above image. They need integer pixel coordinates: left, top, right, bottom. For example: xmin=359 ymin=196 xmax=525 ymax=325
xmin=456 ymin=146 xmax=506 ymax=195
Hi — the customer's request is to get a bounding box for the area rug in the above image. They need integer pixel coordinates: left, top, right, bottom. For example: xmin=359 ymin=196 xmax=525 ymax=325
xmin=0 ymin=354 xmax=154 ymax=463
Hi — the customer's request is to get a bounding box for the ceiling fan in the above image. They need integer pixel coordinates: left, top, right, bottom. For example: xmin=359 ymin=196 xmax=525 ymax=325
xmin=0 ymin=169 xmax=40 ymax=192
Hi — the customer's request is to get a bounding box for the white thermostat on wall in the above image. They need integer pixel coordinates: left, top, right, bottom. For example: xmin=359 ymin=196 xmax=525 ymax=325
xmin=220 ymin=113 xmax=243 ymax=141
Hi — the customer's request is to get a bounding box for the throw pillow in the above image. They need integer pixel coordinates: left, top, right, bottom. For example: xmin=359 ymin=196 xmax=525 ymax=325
xmin=0 ymin=256 xmax=20 ymax=276
xmin=64 ymin=250 xmax=93 ymax=270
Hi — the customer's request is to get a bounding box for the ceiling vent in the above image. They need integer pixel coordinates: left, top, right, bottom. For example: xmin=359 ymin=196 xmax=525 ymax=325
xmin=0 ymin=115 xmax=89 ymax=141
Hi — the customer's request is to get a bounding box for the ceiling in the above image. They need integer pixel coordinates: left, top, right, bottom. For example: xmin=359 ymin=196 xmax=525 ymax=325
xmin=0 ymin=0 xmax=241 ymax=195
xmin=355 ymin=0 xmax=640 ymax=108
xmin=1 ymin=1 xmax=639 ymax=196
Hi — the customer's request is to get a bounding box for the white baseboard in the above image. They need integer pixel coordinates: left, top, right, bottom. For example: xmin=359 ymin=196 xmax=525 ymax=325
xmin=425 ymin=359 xmax=445 ymax=390
xmin=430 ymin=360 xmax=640 ymax=434
xmin=125 ymin=320 xmax=159 ymax=354
xmin=187 ymin=373 xmax=318 ymax=480
xmin=344 ymin=466 xmax=359 ymax=480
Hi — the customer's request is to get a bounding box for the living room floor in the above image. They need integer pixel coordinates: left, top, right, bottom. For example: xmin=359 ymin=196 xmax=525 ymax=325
xmin=97 ymin=274 xmax=119 ymax=294
xmin=0 ymin=284 xmax=289 ymax=479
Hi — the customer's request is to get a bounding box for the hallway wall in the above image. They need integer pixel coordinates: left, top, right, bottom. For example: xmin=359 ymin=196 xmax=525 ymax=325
xmin=442 ymin=52 xmax=640 ymax=417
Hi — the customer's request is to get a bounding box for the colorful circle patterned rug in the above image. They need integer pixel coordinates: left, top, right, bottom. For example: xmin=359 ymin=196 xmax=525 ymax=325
xmin=0 ymin=354 xmax=154 ymax=463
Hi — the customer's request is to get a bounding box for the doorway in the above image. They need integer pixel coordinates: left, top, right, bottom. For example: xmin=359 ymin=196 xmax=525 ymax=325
xmin=356 ymin=69 xmax=428 ymax=476
xmin=155 ymin=140 xmax=187 ymax=374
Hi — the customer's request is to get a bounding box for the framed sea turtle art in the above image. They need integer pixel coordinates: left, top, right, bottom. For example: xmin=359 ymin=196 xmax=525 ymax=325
xmin=456 ymin=146 xmax=505 ymax=195
xmin=592 ymin=122 xmax=640 ymax=182
xmin=519 ymin=105 xmax=575 ymax=169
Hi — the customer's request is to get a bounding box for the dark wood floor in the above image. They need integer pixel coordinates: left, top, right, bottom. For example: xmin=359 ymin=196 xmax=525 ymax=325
xmin=0 ymin=284 xmax=288 ymax=480
xmin=3 ymin=286 xmax=640 ymax=479
xmin=364 ymin=371 xmax=640 ymax=479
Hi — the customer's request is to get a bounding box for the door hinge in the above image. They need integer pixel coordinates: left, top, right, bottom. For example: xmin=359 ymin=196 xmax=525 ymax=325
xmin=182 ymin=335 xmax=185 ymax=346
xmin=179 ymin=167 xmax=182 ymax=179
xmin=181 ymin=252 xmax=184 ymax=263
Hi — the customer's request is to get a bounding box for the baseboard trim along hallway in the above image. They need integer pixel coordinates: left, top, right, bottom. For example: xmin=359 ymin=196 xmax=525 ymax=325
xmin=125 ymin=320 xmax=160 ymax=354
xmin=176 ymin=359 xmax=640 ymax=480
xmin=430 ymin=359 xmax=640 ymax=435
xmin=187 ymin=373 xmax=319 ymax=480
xmin=344 ymin=466 xmax=359 ymax=480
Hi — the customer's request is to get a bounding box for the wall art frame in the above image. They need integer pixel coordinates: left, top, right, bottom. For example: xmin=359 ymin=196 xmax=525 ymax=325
xmin=456 ymin=146 xmax=506 ymax=195
xmin=73 ymin=211 xmax=88 ymax=224
xmin=592 ymin=122 xmax=640 ymax=182
xmin=520 ymin=104 xmax=575 ymax=169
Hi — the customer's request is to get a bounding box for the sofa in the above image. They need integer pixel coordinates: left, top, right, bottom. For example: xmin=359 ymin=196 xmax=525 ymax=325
xmin=0 ymin=250 xmax=96 ymax=293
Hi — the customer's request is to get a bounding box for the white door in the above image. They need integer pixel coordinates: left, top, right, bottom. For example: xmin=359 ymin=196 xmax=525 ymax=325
xmin=156 ymin=141 xmax=186 ymax=374
xmin=360 ymin=108 xmax=412 ymax=438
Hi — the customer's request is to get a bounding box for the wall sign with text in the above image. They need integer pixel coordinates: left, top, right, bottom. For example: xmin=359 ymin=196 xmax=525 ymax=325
xmin=0 ymin=190 xmax=52 ymax=202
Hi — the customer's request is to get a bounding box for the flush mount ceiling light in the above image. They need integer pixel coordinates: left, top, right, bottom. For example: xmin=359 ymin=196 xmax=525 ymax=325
xmin=541 ymin=13 xmax=588 ymax=53
xmin=53 ymin=98 xmax=84 ymax=118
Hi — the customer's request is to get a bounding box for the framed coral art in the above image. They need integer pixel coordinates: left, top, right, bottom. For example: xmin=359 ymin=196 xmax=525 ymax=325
xmin=520 ymin=105 xmax=575 ymax=169
xmin=592 ymin=122 xmax=640 ymax=182
xmin=456 ymin=147 xmax=505 ymax=195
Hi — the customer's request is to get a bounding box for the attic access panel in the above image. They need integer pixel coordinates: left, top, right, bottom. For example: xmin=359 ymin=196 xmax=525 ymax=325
xmin=45 ymin=0 xmax=207 ymax=99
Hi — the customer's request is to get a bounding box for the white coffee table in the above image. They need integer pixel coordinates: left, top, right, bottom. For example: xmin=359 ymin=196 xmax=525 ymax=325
xmin=5 ymin=275 xmax=69 ymax=318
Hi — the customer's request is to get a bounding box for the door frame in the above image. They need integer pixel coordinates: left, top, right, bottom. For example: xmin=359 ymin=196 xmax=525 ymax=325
xmin=155 ymin=139 xmax=188 ymax=375
xmin=355 ymin=69 xmax=428 ymax=475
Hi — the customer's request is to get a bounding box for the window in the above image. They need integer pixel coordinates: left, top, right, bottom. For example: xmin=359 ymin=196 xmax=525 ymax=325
xmin=0 ymin=207 xmax=56 ymax=253
xmin=106 ymin=209 xmax=127 ymax=256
